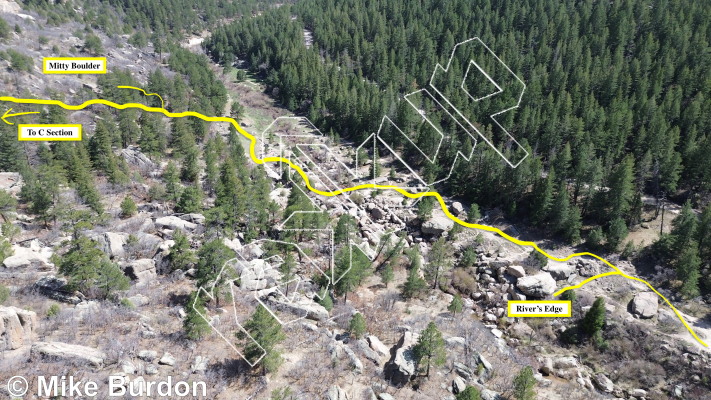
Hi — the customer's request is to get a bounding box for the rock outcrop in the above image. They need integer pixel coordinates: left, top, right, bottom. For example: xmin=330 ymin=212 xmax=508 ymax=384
xmin=505 ymin=265 xmax=526 ymax=278
xmin=0 ymin=306 xmax=37 ymax=349
xmin=34 ymin=276 xmax=83 ymax=304
xmin=592 ymin=373 xmax=614 ymax=393
xmin=0 ymin=172 xmax=23 ymax=196
xmin=421 ymin=215 xmax=454 ymax=236
xmin=267 ymin=294 xmax=329 ymax=321
xmin=237 ymin=259 xmax=280 ymax=291
xmin=121 ymin=146 xmax=157 ymax=171
xmin=91 ymin=232 xmax=129 ymax=259
xmin=3 ymin=239 xmax=53 ymax=270
xmin=516 ymin=273 xmax=556 ymax=298
xmin=120 ymin=259 xmax=157 ymax=286
xmin=327 ymin=385 xmax=349 ymax=400
xmin=545 ymin=262 xmax=574 ymax=280
xmin=383 ymin=331 xmax=419 ymax=386
xmin=629 ymin=292 xmax=658 ymax=319
xmin=31 ymin=341 xmax=106 ymax=367
xmin=155 ymin=216 xmax=197 ymax=232
xmin=367 ymin=335 xmax=390 ymax=357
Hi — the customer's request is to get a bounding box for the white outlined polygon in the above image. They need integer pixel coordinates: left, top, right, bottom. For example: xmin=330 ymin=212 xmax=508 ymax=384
xmin=461 ymin=60 xmax=503 ymax=103
xmin=191 ymin=37 xmax=527 ymax=362
xmin=429 ymin=37 xmax=528 ymax=168
xmin=356 ymin=37 xmax=527 ymax=188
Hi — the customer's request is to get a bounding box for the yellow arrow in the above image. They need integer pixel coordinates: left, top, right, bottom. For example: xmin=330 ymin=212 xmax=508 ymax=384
xmin=1 ymin=108 xmax=40 ymax=125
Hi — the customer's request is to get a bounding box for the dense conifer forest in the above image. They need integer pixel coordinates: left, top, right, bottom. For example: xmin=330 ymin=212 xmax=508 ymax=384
xmin=204 ymin=0 xmax=711 ymax=294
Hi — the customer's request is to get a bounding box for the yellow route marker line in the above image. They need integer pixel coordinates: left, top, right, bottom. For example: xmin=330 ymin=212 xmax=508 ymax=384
xmin=117 ymin=85 xmax=166 ymax=109
xmin=1 ymin=94 xmax=705 ymax=348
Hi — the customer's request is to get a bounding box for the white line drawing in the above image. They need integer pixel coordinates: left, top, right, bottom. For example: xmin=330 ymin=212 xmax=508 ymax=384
xmin=190 ymin=37 xmax=527 ymax=361
xmin=461 ymin=60 xmax=503 ymax=103
xmin=429 ymin=37 xmax=527 ymax=168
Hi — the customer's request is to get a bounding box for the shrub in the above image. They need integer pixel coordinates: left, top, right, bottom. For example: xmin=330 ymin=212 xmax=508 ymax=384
xmin=349 ymin=192 xmax=364 ymax=205
xmin=318 ymin=289 xmax=333 ymax=311
xmin=349 ymin=313 xmax=367 ymax=339
xmin=0 ymin=284 xmax=9 ymax=304
xmin=148 ymin=183 xmax=167 ymax=201
xmin=46 ymin=303 xmax=61 ymax=318
xmin=120 ymin=195 xmax=137 ymax=218
xmin=513 ymin=366 xmax=537 ymax=400
xmin=119 ymin=298 xmax=135 ymax=309
xmin=451 ymin=268 xmax=477 ymax=296
xmin=459 ymin=247 xmax=478 ymax=268
xmin=83 ymin=33 xmax=104 ymax=55
xmin=175 ymin=185 xmax=203 ymax=213
xmin=0 ymin=17 xmax=9 ymax=39
xmin=587 ymin=227 xmax=604 ymax=249
xmin=6 ymin=49 xmax=33 ymax=72
xmin=467 ymin=203 xmax=481 ymax=222
xmin=456 ymin=386 xmax=481 ymax=400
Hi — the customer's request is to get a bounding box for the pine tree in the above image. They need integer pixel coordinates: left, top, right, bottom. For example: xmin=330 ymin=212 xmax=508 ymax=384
xmin=580 ymin=297 xmax=606 ymax=337
xmin=467 ymin=203 xmax=481 ymax=222
xmin=380 ymin=262 xmax=394 ymax=288
xmin=58 ymin=236 xmax=128 ymax=299
xmin=417 ymin=197 xmax=435 ymax=220
xmin=413 ymin=321 xmax=446 ymax=377
xmin=333 ymin=245 xmax=370 ymax=301
xmin=0 ymin=124 xmax=22 ymax=171
xmin=563 ymin=204 xmax=582 ymax=244
xmin=426 ymin=237 xmax=452 ymax=289
xmin=676 ymin=245 xmax=701 ymax=298
xmin=606 ymin=155 xmax=635 ymax=222
xmin=606 ymin=217 xmax=628 ymax=251
xmin=697 ymin=204 xmax=711 ymax=259
xmin=180 ymin=146 xmax=200 ymax=183
xmin=448 ymin=293 xmax=463 ymax=317
xmin=587 ymin=227 xmax=605 ymax=249
xmin=279 ymin=252 xmax=297 ymax=297
xmin=169 ymin=230 xmax=196 ymax=272
xmin=120 ymin=196 xmax=137 ymax=218
xmin=176 ymin=184 xmax=203 ymax=214
xmin=551 ymin=181 xmax=571 ymax=234
xmin=334 ymin=214 xmax=357 ymax=245
xmin=163 ymin=161 xmax=181 ymax=202
xmin=402 ymin=247 xmax=427 ymax=299
xmin=370 ymin=145 xmax=381 ymax=178
xmin=68 ymin=146 xmax=104 ymax=214
xmin=183 ymin=291 xmax=211 ymax=340
xmin=348 ymin=312 xmax=367 ymax=339
xmin=118 ymin=110 xmax=140 ymax=148
xmin=553 ymin=142 xmax=572 ymax=182
xmin=138 ymin=112 xmax=166 ymax=157
xmin=22 ymin=166 xmax=60 ymax=226
xmin=89 ymin=116 xmax=124 ymax=183
xmin=216 ymin=156 xmax=247 ymax=232
xmin=670 ymin=200 xmax=697 ymax=254
xmin=58 ymin=236 xmax=106 ymax=292
xmin=530 ymin=168 xmax=555 ymax=225
xmin=513 ymin=366 xmax=537 ymax=400
xmin=204 ymin=138 xmax=220 ymax=196
xmin=317 ymin=288 xmax=333 ymax=311
xmin=455 ymin=386 xmax=481 ymax=400
xmin=194 ymin=239 xmax=235 ymax=306
xmin=238 ymin=304 xmax=286 ymax=375
xmin=94 ymin=259 xmax=130 ymax=300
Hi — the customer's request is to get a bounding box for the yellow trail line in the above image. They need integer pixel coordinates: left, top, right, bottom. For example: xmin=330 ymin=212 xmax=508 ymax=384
xmin=116 ymin=85 xmax=166 ymax=109
xmin=1 ymin=94 xmax=706 ymax=348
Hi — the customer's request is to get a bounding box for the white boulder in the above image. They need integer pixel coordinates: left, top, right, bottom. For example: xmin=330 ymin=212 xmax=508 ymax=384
xmin=516 ymin=273 xmax=556 ymax=298
xmin=630 ymin=292 xmax=658 ymax=319
xmin=31 ymin=341 xmax=106 ymax=367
